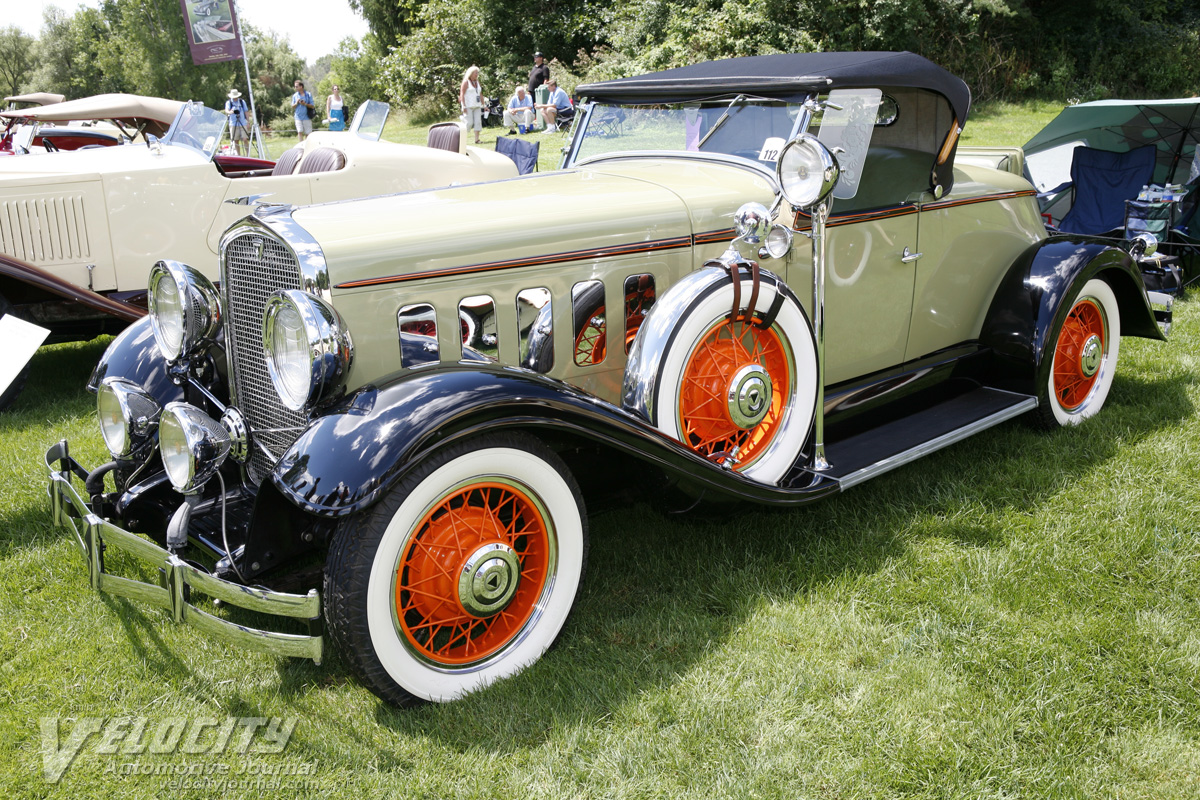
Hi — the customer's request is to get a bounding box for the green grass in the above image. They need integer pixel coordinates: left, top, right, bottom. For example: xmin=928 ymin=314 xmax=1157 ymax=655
xmin=8 ymin=99 xmax=1200 ymax=799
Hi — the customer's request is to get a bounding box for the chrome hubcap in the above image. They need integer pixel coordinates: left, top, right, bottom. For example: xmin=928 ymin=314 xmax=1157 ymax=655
xmin=457 ymin=543 xmax=521 ymax=617
xmin=727 ymin=364 xmax=773 ymax=429
xmin=1079 ymin=334 xmax=1103 ymax=378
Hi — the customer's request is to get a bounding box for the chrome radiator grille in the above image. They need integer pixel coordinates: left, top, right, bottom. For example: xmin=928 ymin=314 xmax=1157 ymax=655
xmin=222 ymin=232 xmax=307 ymax=484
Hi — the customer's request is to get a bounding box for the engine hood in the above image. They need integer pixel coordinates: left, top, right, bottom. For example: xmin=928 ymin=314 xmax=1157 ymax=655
xmin=0 ymin=143 xmax=207 ymax=187
xmin=287 ymin=157 xmax=777 ymax=291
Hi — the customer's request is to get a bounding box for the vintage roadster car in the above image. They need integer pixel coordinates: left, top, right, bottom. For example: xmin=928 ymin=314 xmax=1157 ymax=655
xmin=0 ymin=93 xmax=183 ymax=156
xmin=47 ymin=51 xmax=1171 ymax=707
xmin=0 ymin=99 xmax=517 ymax=408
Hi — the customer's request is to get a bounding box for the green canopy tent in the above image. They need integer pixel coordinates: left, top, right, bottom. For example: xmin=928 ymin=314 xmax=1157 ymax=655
xmin=1023 ymin=97 xmax=1200 ymax=194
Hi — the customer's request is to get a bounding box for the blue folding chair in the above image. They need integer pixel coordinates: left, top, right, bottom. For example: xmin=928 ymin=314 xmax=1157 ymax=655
xmin=1058 ymin=145 xmax=1157 ymax=235
xmin=495 ymin=136 xmax=540 ymax=175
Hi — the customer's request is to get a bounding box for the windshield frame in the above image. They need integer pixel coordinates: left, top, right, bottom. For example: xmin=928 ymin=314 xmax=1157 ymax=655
xmin=563 ymin=93 xmax=818 ymax=172
xmin=161 ymin=100 xmax=228 ymax=161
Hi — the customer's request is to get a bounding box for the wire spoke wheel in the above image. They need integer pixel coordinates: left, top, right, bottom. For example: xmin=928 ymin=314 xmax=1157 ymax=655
xmin=677 ymin=317 xmax=791 ymax=467
xmin=1052 ymin=298 xmax=1105 ymax=411
xmin=325 ymin=433 xmax=587 ymax=706
xmin=395 ymin=481 xmax=551 ymax=666
xmin=1036 ymin=278 xmax=1121 ymax=428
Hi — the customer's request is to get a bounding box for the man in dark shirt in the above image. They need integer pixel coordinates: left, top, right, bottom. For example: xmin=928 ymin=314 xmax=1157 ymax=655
xmin=528 ymin=52 xmax=550 ymax=96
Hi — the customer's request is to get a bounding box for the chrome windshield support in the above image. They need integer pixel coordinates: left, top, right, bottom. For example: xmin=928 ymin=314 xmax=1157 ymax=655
xmin=810 ymin=200 xmax=832 ymax=472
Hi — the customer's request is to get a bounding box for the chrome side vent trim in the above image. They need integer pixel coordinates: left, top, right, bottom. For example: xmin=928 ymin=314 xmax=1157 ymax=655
xmin=0 ymin=194 xmax=92 ymax=264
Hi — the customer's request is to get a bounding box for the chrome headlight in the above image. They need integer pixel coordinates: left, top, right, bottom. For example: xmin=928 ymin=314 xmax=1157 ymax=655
xmin=97 ymin=378 xmax=161 ymax=459
xmin=147 ymin=260 xmax=221 ymax=361
xmin=159 ymin=402 xmax=231 ymax=493
xmin=263 ymin=290 xmax=353 ymax=412
xmin=776 ymin=134 xmax=839 ymax=210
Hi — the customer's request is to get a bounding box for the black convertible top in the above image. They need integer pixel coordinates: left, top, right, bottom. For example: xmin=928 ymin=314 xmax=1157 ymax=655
xmin=577 ymin=51 xmax=971 ymax=126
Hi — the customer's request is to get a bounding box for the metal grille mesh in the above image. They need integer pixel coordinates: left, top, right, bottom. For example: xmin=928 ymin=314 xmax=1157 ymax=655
xmin=223 ymin=233 xmax=307 ymax=484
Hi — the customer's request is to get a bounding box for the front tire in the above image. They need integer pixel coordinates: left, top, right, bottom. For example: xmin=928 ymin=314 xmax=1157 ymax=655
xmin=1034 ymin=278 xmax=1121 ymax=428
xmin=325 ymin=433 xmax=587 ymax=706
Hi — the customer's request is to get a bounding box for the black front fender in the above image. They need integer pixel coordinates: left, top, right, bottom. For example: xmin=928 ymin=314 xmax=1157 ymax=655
xmin=85 ymin=316 xmax=184 ymax=405
xmin=980 ymin=235 xmax=1162 ymax=393
xmin=270 ymin=364 xmax=838 ymax=517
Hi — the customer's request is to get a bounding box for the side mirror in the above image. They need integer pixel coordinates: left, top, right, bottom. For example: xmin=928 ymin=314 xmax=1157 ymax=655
xmin=776 ymin=134 xmax=839 ymax=210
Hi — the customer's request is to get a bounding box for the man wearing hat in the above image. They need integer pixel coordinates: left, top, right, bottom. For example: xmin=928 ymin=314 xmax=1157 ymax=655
xmin=528 ymin=52 xmax=550 ymax=96
xmin=223 ymin=89 xmax=249 ymax=155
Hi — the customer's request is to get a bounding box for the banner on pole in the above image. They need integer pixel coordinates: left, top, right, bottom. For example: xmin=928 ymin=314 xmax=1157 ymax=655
xmin=179 ymin=0 xmax=245 ymax=65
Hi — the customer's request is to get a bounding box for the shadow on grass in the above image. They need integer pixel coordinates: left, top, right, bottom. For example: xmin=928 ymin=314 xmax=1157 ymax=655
xmin=283 ymin=369 xmax=1193 ymax=754
xmin=11 ymin=324 xmax=1192 ymax=755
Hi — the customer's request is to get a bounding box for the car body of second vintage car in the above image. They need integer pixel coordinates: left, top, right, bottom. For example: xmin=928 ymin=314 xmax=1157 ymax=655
xmin=0 ymin=99 xmax=517 ymax=408
xmin=47 ymin=51 xmax=1172 ymax=707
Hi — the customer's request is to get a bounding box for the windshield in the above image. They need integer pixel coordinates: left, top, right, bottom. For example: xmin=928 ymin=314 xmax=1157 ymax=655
xmin=349 ymin=100 xmax=390 ymax=141
xmin=161 ymin=100 xmax=227 ymax=159
xmin=571 ymin=98 xmax=804 ymax=167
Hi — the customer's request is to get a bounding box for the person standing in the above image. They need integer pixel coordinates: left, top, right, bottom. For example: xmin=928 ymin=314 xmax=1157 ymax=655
xmin=527 ymin=52 xmax=550 ymax=96
xmin=503 ymin=86 xmax=534 ymax=134
xmin=291 ymin=80 xmax=315 ymax=142
xmin=459 ymin=65 xmax=484 ymax=145
xmin=326 ymin=84 xmax=345 ymax=132
xmin=223 ymin=88 xmax=249 ymax=156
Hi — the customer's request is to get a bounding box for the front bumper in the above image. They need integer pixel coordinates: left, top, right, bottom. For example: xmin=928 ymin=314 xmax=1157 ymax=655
xmin=46 ymin=440 xmax=323 ymax=663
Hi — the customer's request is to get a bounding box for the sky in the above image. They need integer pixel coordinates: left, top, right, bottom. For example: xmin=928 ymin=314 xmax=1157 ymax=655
xmin=9 ymin=0 xmax=371 ymax=63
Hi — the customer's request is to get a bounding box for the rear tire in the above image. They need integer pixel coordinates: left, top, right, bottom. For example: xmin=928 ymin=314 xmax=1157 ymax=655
xmin=1033 ymin=278 xmax=1120 ymax=429
xmin=324 ymin=432 xmax=588 ymax=706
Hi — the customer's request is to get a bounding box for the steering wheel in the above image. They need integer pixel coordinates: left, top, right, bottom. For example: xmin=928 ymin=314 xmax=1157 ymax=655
xmin=174 ymin=131 xmax=204 ymax=150
xmin=42 ymin=137 xmax=59 ymax=153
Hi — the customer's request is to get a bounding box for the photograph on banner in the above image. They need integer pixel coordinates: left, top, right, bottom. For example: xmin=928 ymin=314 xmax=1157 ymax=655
xmin=180 ymin=0 xmax=244 ymax=64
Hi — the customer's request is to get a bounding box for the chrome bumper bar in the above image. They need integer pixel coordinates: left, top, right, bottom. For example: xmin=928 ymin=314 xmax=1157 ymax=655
xmin=46 ymin=440 xmax=323 ymax=663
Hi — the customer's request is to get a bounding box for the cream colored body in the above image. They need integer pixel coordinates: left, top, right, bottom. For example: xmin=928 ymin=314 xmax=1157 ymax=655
xmin=293 ymin=154 xmax=1045 ymax=401
xmin=0 ymin=132 xmax=517 ymax=292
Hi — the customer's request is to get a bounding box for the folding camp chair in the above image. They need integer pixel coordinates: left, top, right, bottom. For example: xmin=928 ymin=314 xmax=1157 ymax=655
xmin=1057 ymin=144 xmax=1157 ymax=235
xmin=495 ymin=136 xmax=540 ymax=175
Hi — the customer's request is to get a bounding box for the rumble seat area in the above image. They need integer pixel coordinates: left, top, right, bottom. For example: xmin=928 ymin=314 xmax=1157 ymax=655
xmin=296 ymin=147 xmax=347 ymax=174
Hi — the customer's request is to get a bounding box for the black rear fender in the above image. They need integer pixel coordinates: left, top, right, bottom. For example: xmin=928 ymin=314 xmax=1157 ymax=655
xmin=980 ymin=235 xmax=1161 ymax=393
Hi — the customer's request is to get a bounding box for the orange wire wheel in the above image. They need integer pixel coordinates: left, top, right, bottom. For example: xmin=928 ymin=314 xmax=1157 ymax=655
xmin=676 ymin=316 xmax=793 ymax=469
xmin=574 ymin=308 xmax=607 ymax=365
xmin=394 ymin=480 xmax=553 ymax=667
xmin=1052 ymin=297 xmax=1107 ymax=412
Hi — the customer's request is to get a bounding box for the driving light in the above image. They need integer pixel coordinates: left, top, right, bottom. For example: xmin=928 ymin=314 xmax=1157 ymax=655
xmin=263 ymin=290 xmax=353 ymax=412
xmin=777 ymin=134 xmax=839 ymax=210
xmin=159 ymin=402 xmax=231 ymax=493
xmin=97 ymin=377 xmax=161 ymax=459
xmin=759 ymin=225 xmax=795 ymax=260
xmin=148 ymin=260 xmax=221 ymax=361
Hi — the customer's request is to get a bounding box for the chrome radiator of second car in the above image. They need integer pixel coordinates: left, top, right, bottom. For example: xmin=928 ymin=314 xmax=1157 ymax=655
xmin=220 ymin=229 xmax=308 ymax=484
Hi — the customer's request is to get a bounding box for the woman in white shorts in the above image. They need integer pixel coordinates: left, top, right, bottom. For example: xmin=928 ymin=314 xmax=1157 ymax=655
xmin=459 ymin=65 xmax=484 ymax=144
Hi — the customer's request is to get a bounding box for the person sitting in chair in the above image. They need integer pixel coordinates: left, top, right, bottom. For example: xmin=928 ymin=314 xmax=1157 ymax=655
xmin=536 ymin=79 xmax=574 ymax=133
xmin=504 ymin=86 xmax=534 ymax=134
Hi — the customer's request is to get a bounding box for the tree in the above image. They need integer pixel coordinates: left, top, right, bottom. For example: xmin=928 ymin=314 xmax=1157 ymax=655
xmin=0 ymin=26 xmax=36 ymax=98
xmin=347 ymin=0 xmax=426 ymax=45
xmin=21 ymin=7 xmax=112 ymax=99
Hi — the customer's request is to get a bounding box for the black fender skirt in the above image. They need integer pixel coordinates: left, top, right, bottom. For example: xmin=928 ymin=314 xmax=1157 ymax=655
xmin=270 ymin=364 xmax=840 ymax=517
xmin=979 ymin=235 xmax=1162 ymax=393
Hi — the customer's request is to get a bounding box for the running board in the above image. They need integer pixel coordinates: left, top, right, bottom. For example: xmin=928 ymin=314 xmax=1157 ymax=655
xmin=815 ymin=387 xmax=1037 ymax=490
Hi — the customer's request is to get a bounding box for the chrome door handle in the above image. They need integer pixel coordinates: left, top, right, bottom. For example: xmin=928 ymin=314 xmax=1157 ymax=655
xmin=901 ymin=246 xmax=922 ymax=263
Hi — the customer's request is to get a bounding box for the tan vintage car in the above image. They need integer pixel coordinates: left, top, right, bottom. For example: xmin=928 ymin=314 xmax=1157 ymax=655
xmin=47 ymin=52 xmax=1171 ymax=707
xmin=0 ymin=99 xmax=516 ymax=408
